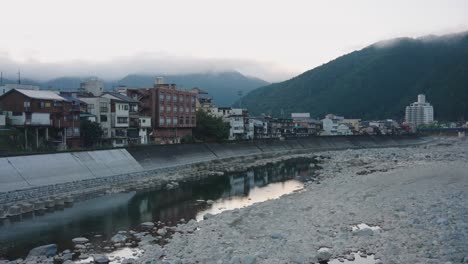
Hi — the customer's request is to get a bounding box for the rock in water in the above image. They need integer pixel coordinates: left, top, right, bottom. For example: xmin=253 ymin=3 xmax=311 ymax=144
xmin=111 ymin=233 xmax=127 ymax=243
xmin=316 ymin=247 xmax=332 ymax=262
xmin=72 ymin=237 xmax=89 ymax=244
xmin=27 ymin=244 xmax=57 ymax=257
xmin=93 ymin=254 xmax=110 ymax=263
xmin=141 ymin=222 xmax=155 ymax=229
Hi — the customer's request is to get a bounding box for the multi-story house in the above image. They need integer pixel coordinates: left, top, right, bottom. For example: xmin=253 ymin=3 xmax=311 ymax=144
xmin=246 ymin=117 xmax=270 ymax=139
xmin=0 ymin=89 xmax=81 ymax=149
xmin=101 ymin=92 xmax=140 ymax=145
xmin=321 ymin=114 xmax=352 ymax=136
xmin=207 ymin=107 xmax=248 ymax=140
xmin=291 ymin=113 xmax=321 ymax=136
xmin=270 ymin=118 xmax=294 ymax=138
xmin=79 ymin=96 xmax=112 ymax=141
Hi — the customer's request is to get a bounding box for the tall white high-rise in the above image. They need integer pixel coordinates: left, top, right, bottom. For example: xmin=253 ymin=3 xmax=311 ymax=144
xmin=405 ymin=94 xmax=434 ymax=127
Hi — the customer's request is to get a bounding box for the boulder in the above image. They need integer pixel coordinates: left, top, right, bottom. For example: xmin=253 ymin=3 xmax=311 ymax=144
xmin=316 ymin=247 xmax=332 ymax=262
xmin=93 ymin=254 xmax=110 ymax=263
xmin=111 ymin=233 xmax=127 ymax=243
xmin=27 ymin=244 xmax=57 ymax=258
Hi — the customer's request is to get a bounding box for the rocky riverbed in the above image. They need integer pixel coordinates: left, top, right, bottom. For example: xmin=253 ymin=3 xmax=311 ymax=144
xmin=2 ymin=136 xmax=467 ymax=263
xmin=135 ymin=137 xmax=467 ymax=264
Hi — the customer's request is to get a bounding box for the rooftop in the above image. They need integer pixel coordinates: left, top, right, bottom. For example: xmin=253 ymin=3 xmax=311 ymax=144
xmin=14 ymin=89 xmax=66 ymax=101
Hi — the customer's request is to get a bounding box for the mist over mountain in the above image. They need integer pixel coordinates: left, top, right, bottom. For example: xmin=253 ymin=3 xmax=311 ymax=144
xmin=1 ymin=71 xmax=269 ymax=106
xmin=239 ymin=32 xmax=468 ymax=121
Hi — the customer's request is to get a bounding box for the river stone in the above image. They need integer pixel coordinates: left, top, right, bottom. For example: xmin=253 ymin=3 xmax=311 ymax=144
xmin=141 ymin=222 xmax=155 ymax=228
xmin=111 ymin=233 xmax=127 ymax=243
xmin=317 ymin=248 xmax=332 ymax=262
xmin=157 ymin=228 xmax=167 ymax=236
xmin=352 ymin=227 xmax=374 ymax=236
xmin=27 ymin=244 xmax=57 ymax=257
xmin=93 ymin=254 xmax=110 ymax=263
xmin=72 ymin=237 xmax=89 ymax=244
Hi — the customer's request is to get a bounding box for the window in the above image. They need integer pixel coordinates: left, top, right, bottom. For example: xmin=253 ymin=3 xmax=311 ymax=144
xmin=159 ymin=116 xmax=165 ymax=125
xmin=191 ymin=106 xmax=195 ymax=112
xmin=179 ymin=116 xmax=184 ymax=125
xmin=100 ymin=102 xmax=108 ymax=112
xmin=100 ymin=115 xmax=108 ymax=122
xmin=141 ymin=119 xmax=146 ymax=123
xmin=173 ymin=117 xmax=178 ymax=125
xmin=160 ymin=93 xmax=165 ymax=101
xmin=40 ymin=101 xmax=45 ymax=108
xmin=45 ymin=102 xmax=51 ymax=108
xmin=123 ymin=105 xmax=129 ymax=111
xmin=185 ymin=116 xmax=189 ymax=124
xmin=117 ymin=117 xmax=128 ymax=124
xmin=74 ymin=127 xmax=80 ymax=136
xmin=166 ymin=117 xmax=171 ymax=125
xmin=191 ymin=97 xmax=195 ymax=103
xmin=173 ymin=106 xmax=177 ymax=113
xmin=179 ymin=106 xmax=183 ymax=113
xmin=24 ymin=101 xmax=30 ymax=107
xmin=88 ymin=104 xmax=95 ymax=110
xmin=192 ymin=116 xmax=196 ymax=125
xmin=173 ymin=94 xmax=177 ymax=102
xmin=185 ymin=106 xmax=189 ymax=113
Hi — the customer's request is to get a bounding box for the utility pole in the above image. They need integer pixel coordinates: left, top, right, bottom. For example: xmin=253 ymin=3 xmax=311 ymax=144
xmin=237 ymin=90 xmax=243 ymax=108
xmin=17 ymin=69 xmax=21 ymax=84
xmin=0 ymin=72 xmax=3 ymax=86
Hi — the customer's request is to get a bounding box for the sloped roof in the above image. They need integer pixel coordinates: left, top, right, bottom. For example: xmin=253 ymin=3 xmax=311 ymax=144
xmin=15 ymin=89 xmax=66 ymax=101
xmin=102 ymin=92 xmax=139 ymax=103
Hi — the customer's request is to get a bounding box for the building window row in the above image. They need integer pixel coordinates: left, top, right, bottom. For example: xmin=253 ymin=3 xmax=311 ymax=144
xmin=159 ymin=93 xmax=196 ymax=104
xmin=158 ymin=115 xmax=196 ymax=125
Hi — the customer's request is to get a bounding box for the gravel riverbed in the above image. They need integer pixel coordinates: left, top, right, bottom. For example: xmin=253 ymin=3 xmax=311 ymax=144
xmin=136 ymin=137 xmax=467 ymax=264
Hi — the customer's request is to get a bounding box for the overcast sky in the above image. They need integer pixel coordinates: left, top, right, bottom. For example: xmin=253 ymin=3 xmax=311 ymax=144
xmin=1 ymin=0 xmax=467 ymax=82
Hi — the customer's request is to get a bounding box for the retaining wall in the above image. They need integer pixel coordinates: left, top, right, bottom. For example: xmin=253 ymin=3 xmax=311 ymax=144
xmin=0 ymin=136 xmax=424 ymax=193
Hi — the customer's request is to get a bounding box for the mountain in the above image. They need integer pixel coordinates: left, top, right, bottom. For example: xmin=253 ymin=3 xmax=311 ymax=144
xmin=118 ymin=72 xmax=269 ymax=106
xmin=2 ymin=72 xmax=268 ymax=107
xmin=239 ymin=32 xmax=468 ymax=121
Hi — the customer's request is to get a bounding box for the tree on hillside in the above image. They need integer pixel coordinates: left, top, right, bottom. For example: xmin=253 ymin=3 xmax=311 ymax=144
xmin=193 ymin=110 xmax=229 ymax=141
xmin=80 ymin=120 xmax=103 ymax=147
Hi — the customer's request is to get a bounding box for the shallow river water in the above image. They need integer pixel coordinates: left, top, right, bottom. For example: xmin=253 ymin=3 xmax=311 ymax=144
xmin=0 ymin=158 xmax=315 ymax=260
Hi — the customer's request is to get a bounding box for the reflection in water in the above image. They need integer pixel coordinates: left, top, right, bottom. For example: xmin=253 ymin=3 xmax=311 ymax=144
xmin=0 ymin=158 xmax=315 ymax=260
xmin=196 ymin=180 xmax=303 ymax=221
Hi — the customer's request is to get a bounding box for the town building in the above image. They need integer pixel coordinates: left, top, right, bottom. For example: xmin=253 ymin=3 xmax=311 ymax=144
xmin=405 ymin=94 xmax=434 ymax=128
xmin=291 ymin=113 xmax=321 ymax=136
xmin=321 ymin=114 xmax=346 ymax=135
xmin=80 ymin=78 xmax=105 ymax=96
xmin=79 ymin=96 xmax=112 ymax=141
xmin=121 ymin=77 xmax=197 ymax=144
xmin=207 ymin=107 xmax=248 ymax=140
xmin=0 ymin=89 xmax=81 ymax=149
xmin=270 ymin=118 xmax=294 ymax=138
xmin=246 ymin=117 xmax=270 ymax=139
xmin=191 ymin=87 xmax=214 ymax=111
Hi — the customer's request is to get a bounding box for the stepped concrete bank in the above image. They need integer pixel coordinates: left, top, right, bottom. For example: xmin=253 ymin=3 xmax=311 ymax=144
xmin=0 ymin=136 xmax=426 ymax=216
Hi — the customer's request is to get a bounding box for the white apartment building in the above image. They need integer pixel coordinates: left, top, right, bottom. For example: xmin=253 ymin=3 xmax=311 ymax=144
xmin=80 ymin=78 xmax=104 ymax=96
xmin=79 ymin=97 xmax=112 ymax=139
xmin=405 ymin=94 xmax=434 ymax=127
xmin=208 ymin=107 xmax=247 ymax=140
xmin=321 ymin=114 xmax=346 ymax=135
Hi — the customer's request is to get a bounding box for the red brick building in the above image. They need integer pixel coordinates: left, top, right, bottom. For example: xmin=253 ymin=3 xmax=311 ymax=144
xmin=123 ymin=79 xmax=197 ymax=143
xmin=0 ymin=89 xmax=81 ymax=149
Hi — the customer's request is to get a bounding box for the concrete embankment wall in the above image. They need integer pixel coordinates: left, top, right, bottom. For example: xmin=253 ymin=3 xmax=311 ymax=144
xmin=0 ymin=136 xmax=423 ymax=193
xmin=0 ymin=149 xmax=142 ymax=193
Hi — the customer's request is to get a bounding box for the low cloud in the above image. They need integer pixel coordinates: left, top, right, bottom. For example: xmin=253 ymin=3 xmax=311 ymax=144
xmin=0 ymin=53 xmax=297 ymax=83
